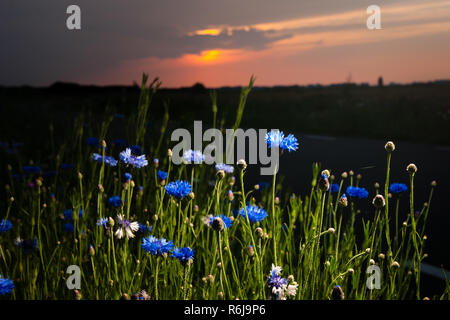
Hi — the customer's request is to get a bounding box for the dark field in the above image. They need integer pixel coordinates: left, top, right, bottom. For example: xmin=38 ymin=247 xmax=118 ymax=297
xmin=1 ymin=81 xmax=450 ymax=148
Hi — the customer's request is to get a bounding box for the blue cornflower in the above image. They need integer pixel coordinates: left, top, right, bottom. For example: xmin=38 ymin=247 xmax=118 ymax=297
xmin=138 ymin=224 xmax=152 ymax=234
xmin=23 ymin=166 xmax=41 ymax=175
xmin=165 ymin=180 xmax=192 ymax=199
xmin=239 ymin=204 xmax=268 ymax=223
xmin=172 ymin=247 xmax=194 ymax=264
xmin=268 ymin=264 xmax=286 ymax=292
xmin=209 ymin=215 xmax=233 ymax=229
xmin=120 ymin=148 xmax=148 ymax=168
xmin=97 ymin=218 xmax=108 ymax=228
xmin=280 ymin=134 xmax=299 ymax=152
xmin=215 ymin=163 xmax=234 ymax=174
xmin=390 ymin=183 xmax=408 ymax=194
xmin=0 ymin=219 xmax=12 ymax=233
xmin=86 ymin=137 xmax=100 ymax=146
xmin=60 ymin=163 xmax=75 ymax=170
xmin=265 ymin=130 xmax=284 ymax=148
xmin=346 ymin=186 xmax=369 ymax=199
xmin=330 ymin=183 xmax=340 ymax=193
xmin=124 ymin=172 xmax=132 ymax=181
xmin=63 ymin=223 xmax=74 ymax=232
xmin=0 ymin=275 xmax=14 ymax=295
xmin=141 ymin=236 xmax=174 ymax=256
xmin=183 ymin=149 xmax=205 ymax=164
xmin=92 ymin=153 xmax=118 ymax=167
xmin=265 ymin=130 xmax=299 ymax=152
xmin=268 ymin=273 xmax=287 ymax=290
xmin=114 ymin=113 xmax=125 ymax=119
xmin=108 ymin=195 xmax=123 ymax=207
xmin=157 ymin=170 xmax=168 ymax=180
xmin=64 ymin=209 xmax=83 ymax=221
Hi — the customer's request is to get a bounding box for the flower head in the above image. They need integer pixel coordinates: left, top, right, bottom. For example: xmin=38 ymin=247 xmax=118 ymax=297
xmin=63 ymin=223 xmax=74 ymax=232
xmin=210 ymin=215 xmax=233 ymax=231
xmin=0 ymin=275 xmax=14 ymax=295
xmin=239 ymin=204 xmax=268 ymax=223
xmin=0 ymin=219 xmax=12 ymax=233
xmin=265 ymin=130 xmax=298 ymax=152
xmin=141 ymin=236 xmax=174 ymax=256
xmin=64 ymin=209 xmax=83 ymax=221
xmin=165 ymin=180 xmax=192 ymax=199
xmin=138 ymin=223 xmax=152 ymax=234
xmin=124 ymin=172 xmax=132 ymax=181
xmin=183 ymin=149 xmax=205 ymax=164
xmin=215 ymin=163 xmax=234 ymax=174
xmin=108 ymin=195 xmax=123 ymax=207
xmin=92 ymin=153 xmax=118 ymax=167
xmin=172 ymin=247 xmax=194 ymax=264
xmin=280 ymin=134 xmax=299 ymax=152
xmin=267 ymin=264 xmax=297 ymax=300
xmin=265 ymin=130 xmax=284 ymax=148
xmin=345 ymin=186 xmax=369 ymax=199
xmin=157 ymin=170 xmax=168 ymax=180
xmin=96 ymin=218 xmax=108 ymax=229
xmin=389 ymin=183 xmax=408 ymax=194
xmin=330 ymin=183 xmax=340 ymax=193
xmin=120 ymin=148 xmax=148 ymax=168
xmin=115 ymin=214 xmax=139 ymax=239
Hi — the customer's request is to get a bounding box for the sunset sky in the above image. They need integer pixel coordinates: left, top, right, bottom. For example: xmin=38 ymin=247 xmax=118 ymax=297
xmin=2 ymin=0 xmax=450 ymax=87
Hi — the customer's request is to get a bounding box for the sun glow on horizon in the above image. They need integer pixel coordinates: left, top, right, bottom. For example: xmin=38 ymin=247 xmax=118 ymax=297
xmin=190 ymin=28 xmax=222 ymax=36
xmin=198 ymin=50 xmax=220 ymax=61
xmin=180 ymin=49 xmax=243 ymax=65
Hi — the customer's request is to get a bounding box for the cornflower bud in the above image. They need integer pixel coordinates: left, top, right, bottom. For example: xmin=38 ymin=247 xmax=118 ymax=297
xmin=372 ymin=194 xmax=386 ymax=208
xmin=407 ymin=163 xmax=417 ymax=174
xmin=331 ymin=285 xmax=345 ymax=300
xmin=237 ymin=159 xmax=247 ymax=170
xmin=385 ymin=141 xmax=395 ymax=152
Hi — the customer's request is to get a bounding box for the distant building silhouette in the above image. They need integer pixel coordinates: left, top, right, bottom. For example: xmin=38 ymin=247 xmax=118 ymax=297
xmin=378 ymin=76 xmax=384 ymax=87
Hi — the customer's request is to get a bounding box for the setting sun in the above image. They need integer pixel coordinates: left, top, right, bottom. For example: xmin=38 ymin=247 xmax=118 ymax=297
xmin=192 ymin=28 xmax=222 ymax=36
xmin=199 ymin=50 xmax=221 ymax=61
